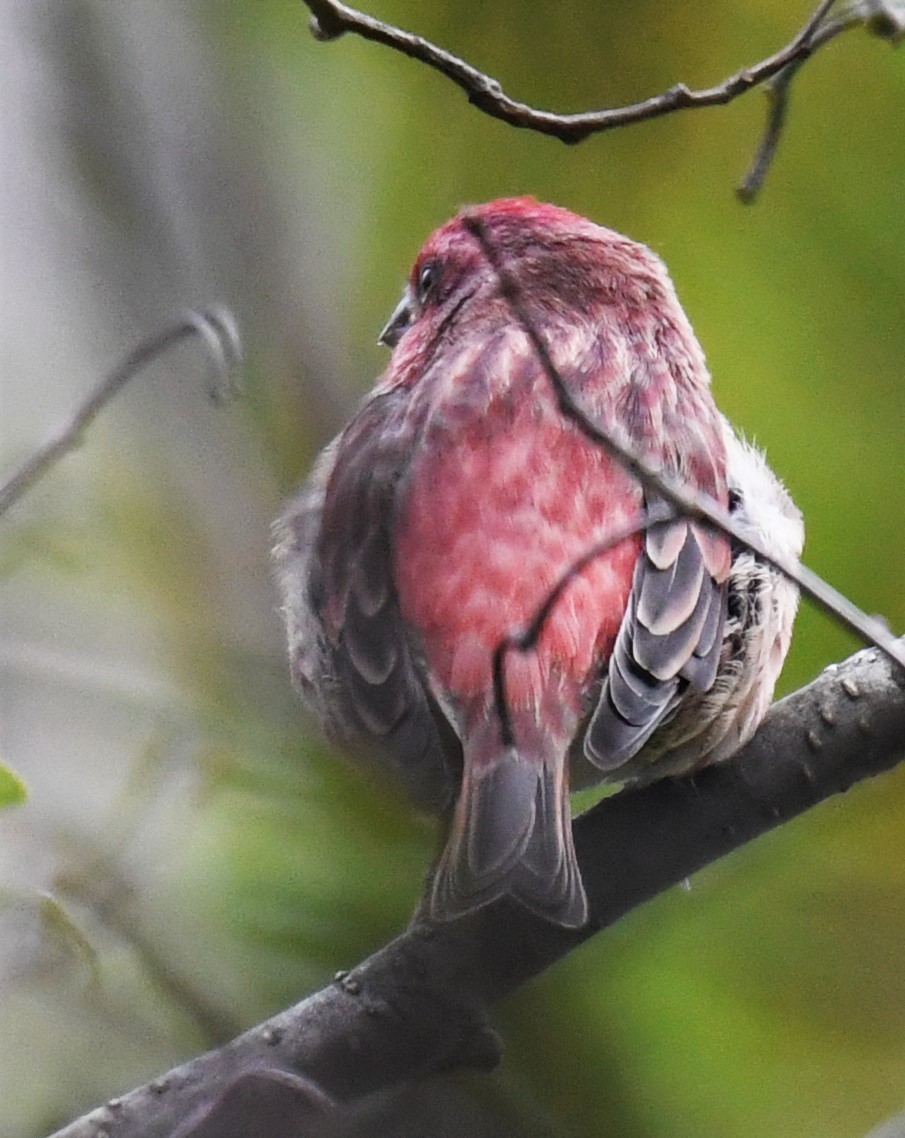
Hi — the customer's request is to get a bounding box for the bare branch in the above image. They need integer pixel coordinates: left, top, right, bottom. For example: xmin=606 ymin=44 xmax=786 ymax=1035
xmin=461 ymin=213 xmax=905 ymax=680
xmin=47 ymin=642 xmax=905 ymax=1138
xmin=300 ymin=1 xmax=900 ymax=197
xmin=302 ymin=0 xmax=834 ymax=141
xmin=0 ymin=308 xmax=242 ymax=519
xmin=738 ymin=6 xmax=864 ymax=201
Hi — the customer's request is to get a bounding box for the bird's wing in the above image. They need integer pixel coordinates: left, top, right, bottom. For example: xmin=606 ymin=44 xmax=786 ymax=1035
xmin=583 ymin=504 xmax=729 ymax=773
xmin=274 ymin=390 xmax=458 ymax=813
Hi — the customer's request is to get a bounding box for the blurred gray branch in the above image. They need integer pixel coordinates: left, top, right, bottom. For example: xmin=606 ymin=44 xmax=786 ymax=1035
xmin=0 ymin=309 xmax=241 ymax=518
xmin=47 ymin=641 xmax=905 ymax=1138
xmin=301 ymin=0 xmax=903 ymax=200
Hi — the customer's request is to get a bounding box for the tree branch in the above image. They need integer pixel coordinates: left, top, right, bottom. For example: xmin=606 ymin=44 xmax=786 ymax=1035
xmin=302 ymin=0 xmax=835 ymax=140
xmin=737 ymin=6 xmax=865 ymax=200
xmin=301 ymin=0 xmax=902 ymax=200
xmin=48 ymin=641 xmax=905 ymax=1138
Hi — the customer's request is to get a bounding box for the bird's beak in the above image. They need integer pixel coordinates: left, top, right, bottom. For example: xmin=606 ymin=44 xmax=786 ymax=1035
xmin=378 ymin=288 xmax=414 ymax=348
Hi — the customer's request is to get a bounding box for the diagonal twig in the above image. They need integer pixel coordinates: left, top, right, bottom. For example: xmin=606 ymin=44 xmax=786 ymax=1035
xmin=0 ymin=308 xmax=242 ymax=519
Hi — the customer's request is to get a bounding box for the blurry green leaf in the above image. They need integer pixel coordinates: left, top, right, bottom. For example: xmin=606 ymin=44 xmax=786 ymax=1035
xmin=0 ymin=888 xmax=99 ymax=984
xmin=0 ymin=761 xmax=27 ymax=808
xmin=37 ymin=893 xmax=101 ymax=984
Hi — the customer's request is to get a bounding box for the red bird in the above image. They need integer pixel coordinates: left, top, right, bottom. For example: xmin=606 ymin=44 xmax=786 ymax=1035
xmin=274 ymin=198 xmax=803 ymax=928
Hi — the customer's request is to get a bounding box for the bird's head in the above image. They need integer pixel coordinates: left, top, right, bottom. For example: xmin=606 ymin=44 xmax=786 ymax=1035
xmin=379 ymin=197 xmax=677 ymax=354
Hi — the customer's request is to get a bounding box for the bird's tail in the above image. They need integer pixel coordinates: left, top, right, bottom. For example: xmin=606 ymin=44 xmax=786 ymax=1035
xmin=429 ymin=716 xmax=587 ymax=928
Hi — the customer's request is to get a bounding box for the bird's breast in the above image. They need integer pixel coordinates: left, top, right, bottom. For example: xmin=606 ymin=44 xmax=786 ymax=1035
xmin=394 ymin=386 xmax=641 ymax=712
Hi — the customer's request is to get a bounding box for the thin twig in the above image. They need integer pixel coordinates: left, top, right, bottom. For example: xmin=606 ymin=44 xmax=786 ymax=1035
xmin=0 ymin=308 xmax=242 ymax=519
xmin=461 ymin=214 xmax=905 ymax=680
xmin=738 ymin=7 xmax=864 ymax=200
xmin=492 ymin=502 xmax=677 ymax=746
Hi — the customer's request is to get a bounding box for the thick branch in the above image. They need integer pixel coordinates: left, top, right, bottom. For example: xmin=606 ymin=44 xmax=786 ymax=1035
xmin=49 ymin=641 xmax=905 ymax=1138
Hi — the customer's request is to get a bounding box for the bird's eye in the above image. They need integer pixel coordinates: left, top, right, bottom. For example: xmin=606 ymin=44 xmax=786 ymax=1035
xmin=416 ymin=261 xmax=439 ymax=306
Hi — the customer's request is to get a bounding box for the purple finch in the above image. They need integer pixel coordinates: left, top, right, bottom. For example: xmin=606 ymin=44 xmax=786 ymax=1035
xmin=274 ymin=198 xmax=803 ymax=928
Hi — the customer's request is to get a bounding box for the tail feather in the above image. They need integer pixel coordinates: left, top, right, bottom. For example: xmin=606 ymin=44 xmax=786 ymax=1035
xmin=430 ymin=739 xmax=587 ymax=929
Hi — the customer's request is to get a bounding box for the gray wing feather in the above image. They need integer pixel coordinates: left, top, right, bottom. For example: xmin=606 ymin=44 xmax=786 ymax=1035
xmin=644 ymin=516 xmax=688 ymax=568
xmin=634 ymin=565 xmax=717 ymax=680
xmin=636 ymin=522 xmax=704 ymax=634
xmin=274 ymin=393 xmax=457 ymax=813
xmin=607 ymin=630 xmax=677 ymax=725
xmin=675 ymin=578 xmax=725 ymax=690
xmin=584 ymin=510 xmax=727 ymax=774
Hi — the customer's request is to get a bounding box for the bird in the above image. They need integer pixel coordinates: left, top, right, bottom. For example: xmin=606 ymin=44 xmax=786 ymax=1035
xmin=273 ymin=197 xmax=803 ymax=929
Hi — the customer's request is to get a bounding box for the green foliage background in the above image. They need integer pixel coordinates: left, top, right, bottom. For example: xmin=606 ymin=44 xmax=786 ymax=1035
xmin=1 ymin=2 xmax=903 ymax=1135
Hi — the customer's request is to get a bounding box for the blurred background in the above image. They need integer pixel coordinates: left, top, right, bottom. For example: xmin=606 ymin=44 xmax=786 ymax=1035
xmin=1 ymin=2 xmax=903 ymax=1135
